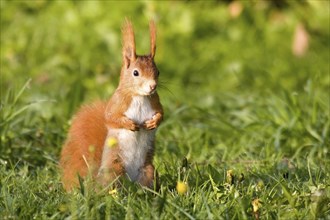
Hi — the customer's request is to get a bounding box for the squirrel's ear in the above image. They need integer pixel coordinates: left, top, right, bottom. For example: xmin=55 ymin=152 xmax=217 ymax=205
xmin=149 ymin=20 xmax=156 ymax=59
xmin=122 ymin=19 xmax=136 ymax=68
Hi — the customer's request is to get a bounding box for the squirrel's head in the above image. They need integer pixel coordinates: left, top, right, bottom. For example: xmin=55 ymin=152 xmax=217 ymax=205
xmin=119 ymin=19 xmax=159 ymax=96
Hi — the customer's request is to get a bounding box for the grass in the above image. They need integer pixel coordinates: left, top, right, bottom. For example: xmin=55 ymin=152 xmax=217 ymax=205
xmin=1 ymin=1 xmax=329 ymax=219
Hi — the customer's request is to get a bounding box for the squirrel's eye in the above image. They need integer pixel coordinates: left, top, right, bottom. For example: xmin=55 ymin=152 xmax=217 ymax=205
xmin=157 ymin=71 xmax=160 ymax=76
xmin=133 ymin=70 xmax=139 ymax=77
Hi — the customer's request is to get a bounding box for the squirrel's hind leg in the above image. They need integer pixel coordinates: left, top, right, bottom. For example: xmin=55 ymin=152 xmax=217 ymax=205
xmin=138 ymin=149 xmax=159 ymax=190
xmin=97 ymin=140 xmax=124 ymax=188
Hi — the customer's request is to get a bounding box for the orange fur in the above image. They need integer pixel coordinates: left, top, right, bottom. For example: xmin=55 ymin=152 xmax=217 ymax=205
xmin=60 ymin=101 xmax=107 ymax=191
xmin=60 ymin=19 xmax=163 ymax=191
xmin=149 ymin=20 xmax=156 ymax=58
xmin=122 ymin=19 xmax=136 ymax=68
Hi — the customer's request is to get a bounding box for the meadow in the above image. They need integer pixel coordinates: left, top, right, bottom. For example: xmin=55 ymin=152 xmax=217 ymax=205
xmin=1 ymin=1 xmax=329 ymax=219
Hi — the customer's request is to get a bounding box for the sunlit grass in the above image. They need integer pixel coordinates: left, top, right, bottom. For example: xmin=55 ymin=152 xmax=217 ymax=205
xmin=1 ymin=1 xmax=329 ymax=219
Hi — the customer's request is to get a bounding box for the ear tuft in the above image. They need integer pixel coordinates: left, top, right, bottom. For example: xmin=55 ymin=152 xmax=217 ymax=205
xmin=122 ymin=18 xmax=136 ymax=68
xmin=149 ymin=20 xmax=156 ymax=59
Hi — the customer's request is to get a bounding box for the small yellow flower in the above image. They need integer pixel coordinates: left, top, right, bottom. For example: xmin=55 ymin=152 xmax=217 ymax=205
xmin=176 ymin=181 xmax=188 ymax=195
xmin=252 ymin=198 xmax=262 ymax=212
xmin=107 ymin=137 xmax=118 ymax=148
xmin=109 ymin=189 xmax=118 ymax=197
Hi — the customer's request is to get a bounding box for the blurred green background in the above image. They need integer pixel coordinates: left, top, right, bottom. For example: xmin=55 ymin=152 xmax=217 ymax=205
xmin=1 ymin=0 xmax=329 ymax=166
xmin=1 ymin=1 xmax=329 ymax=219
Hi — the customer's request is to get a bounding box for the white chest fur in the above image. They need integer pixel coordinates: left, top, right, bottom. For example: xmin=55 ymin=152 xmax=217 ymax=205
xmin=117 ymin=96 xmax=156 ymax=181
xmin=125 ymin=96 xmax=155 ymax=125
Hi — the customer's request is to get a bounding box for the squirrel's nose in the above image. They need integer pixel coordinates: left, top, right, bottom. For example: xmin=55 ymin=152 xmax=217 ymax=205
xmin=149 ymin=83 xmax=157 ymax=91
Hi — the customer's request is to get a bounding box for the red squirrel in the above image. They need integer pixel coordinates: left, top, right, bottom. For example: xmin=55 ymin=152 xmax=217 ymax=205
xmin=60 ymin=19 xmax=163 ymax=191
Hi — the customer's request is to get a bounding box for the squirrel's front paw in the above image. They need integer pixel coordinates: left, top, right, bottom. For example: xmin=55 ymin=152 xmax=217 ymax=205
xmin=123 ymin=118 xmax=140 ymax=131
xmin=143 ymin=113 xmax=162 ymax=130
